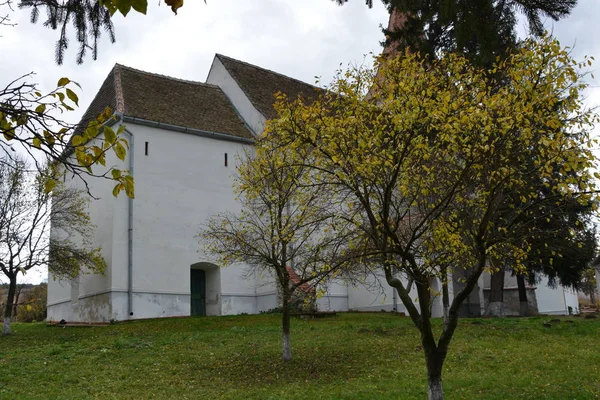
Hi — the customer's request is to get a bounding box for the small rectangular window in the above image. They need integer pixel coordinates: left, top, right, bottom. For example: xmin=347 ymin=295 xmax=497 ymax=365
xmin=145 ymin=142 xmax=149 ymax=156
xmin=224 ymin=153 xmax=228 ymax=167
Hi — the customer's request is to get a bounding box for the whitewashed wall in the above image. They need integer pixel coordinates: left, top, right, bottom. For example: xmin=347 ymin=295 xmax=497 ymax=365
xmin=48 ymin=121 xmax=266 ymax=322
xmin=124 ymin=123 xmax=258 ymax=319
xmin=48 ymin=130 xmax=128 ymax=322
xmin=536 ymin=275 xmax=575 ymax=315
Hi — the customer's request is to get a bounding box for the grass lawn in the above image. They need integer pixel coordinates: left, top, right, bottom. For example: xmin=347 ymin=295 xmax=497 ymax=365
xmin=0 ymin=313 xmax=599 ymax=399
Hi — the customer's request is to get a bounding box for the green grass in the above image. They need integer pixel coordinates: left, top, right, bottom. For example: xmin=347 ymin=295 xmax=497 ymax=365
xmin=1 ymin=313 xmax=599 ymax=399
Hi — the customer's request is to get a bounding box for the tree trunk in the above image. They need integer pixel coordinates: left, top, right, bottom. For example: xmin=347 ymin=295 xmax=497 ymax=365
xmin=12 ymin=286 xmax=21 ymax=322
xmin=425 ymin=350 xmax=445 ymax=400
xmin=516 ymin=274 xmax=529 ymax=316
xmin=442 ymin=271 xmax=450 ymax=326
xmin=590 ymin=291 xmax=595 ymax=306
xmin=3 ymin=276 xmax=16 ymax=335
xmin=486 ymin=262 xmax=505 ymax=317
xmin=282 ymin=291 xmax=292 ymax=362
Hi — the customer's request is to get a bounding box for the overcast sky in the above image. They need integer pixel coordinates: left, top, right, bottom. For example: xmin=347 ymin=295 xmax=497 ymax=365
xmin=1 ymin=0 xmax=599 ymax=283
xmin=2 ymin=1 xmax=598 ymax=129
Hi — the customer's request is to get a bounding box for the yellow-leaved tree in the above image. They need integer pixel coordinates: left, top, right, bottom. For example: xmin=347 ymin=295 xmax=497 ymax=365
xmin=262 ymin=35 xmax=599 ymax=399
xmin=199 ymin=135 xmax=362 ymax=361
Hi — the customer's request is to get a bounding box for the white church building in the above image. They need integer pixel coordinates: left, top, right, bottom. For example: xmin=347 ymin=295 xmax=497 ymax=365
xmin=47 ymin=54 xmax=579 ymax=322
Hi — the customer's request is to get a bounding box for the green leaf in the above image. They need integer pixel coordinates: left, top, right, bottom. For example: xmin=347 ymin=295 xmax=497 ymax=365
xmin=43 ymin=130 xmax=55 ymax=145
xmin=33 ymin=137 xmax=42 ymax=149
xmin=104 ymin=126 xmax=117 ymax=145
xmin=115 ymin=0 xmax=132 ymax=16
xmin=111 ymin=169 xmax=122 ymax=179
xmin=164 ymin=0 xmax=183 ymax=14
xmin=130 ymin=0 xmax=147 ymax=14
xmin=57 ymin=77 xmax=70 ymax=87
xmin=35 ymin=104 xmax=46 ymax=114
xmin=66 ymin=88 xmax=79 ymax=106
xmin=3 ymin=130 xmax=14 ymax=141
xmin=101 ymin=0 xmax=118 ymax=16
xmin=16 ymin=114 xmax=28 ymax=126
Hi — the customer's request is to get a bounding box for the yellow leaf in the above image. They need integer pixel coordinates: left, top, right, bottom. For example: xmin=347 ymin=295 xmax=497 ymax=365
xmin=114 ymin=142 xmax=126 ymax=161
xmin=57 ymin=77 xmax=70 ymax=87
xmin=112 ymin=183 xmax=123 ymax=197
xmin=104 ymin=126 xmax=117 ymax=145
xmin=44 ymin=178 xmax=56 ymax=193
xmin=72 ymin=135 xmax=85 ymax=146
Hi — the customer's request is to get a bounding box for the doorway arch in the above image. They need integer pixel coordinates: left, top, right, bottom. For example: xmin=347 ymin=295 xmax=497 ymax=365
xmin=190 ymin=262 xmax=221 ymax=316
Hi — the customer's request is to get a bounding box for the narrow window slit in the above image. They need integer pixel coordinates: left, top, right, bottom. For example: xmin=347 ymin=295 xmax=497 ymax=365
xmin=224 ymin=153 xmax=228 ymax=167
xmin=145 ymin=141 xmax=149 ymax=156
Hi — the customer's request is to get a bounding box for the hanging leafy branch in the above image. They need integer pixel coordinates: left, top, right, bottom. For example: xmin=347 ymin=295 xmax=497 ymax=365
xmin=0 ymin=73 xmax=134 ymax=198
xmin=18 ymin=0 xmax=205 ymax=64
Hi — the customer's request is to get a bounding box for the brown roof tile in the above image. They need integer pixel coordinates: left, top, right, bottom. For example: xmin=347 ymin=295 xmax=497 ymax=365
xmin=78 ymin=67 xmax=118 ymax=131
xmin=79 ymin=64 xmax=253 ymax=140
xmin=216 ymin=54 xmax=321 ymax=120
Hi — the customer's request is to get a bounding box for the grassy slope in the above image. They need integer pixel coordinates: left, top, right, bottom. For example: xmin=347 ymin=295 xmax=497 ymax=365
xmin=0 ymin=313 xmax=599 ymax=399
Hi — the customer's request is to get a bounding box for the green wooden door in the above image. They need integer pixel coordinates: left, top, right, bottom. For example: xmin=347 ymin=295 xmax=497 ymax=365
xmin=190 ymin=269 xmax=206 ymax=316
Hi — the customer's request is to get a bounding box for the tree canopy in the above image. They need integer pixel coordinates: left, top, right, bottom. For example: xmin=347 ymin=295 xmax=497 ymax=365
xmin=200 ymin=137 xmax=360 ymax=361
xmin=260 ymin=35 xmax=598 ymax=399
xmin=0 ymin=157 xmax=106 ymax=334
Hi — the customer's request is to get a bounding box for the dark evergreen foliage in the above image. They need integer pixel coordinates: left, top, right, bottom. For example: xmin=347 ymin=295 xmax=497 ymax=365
xmin=523 ymin=199 xmax=596 ymax=290
xmin=336 ymin=0 xmax=577 ymax=67
xmin=19 ymin=0 xmax=115 ymax=65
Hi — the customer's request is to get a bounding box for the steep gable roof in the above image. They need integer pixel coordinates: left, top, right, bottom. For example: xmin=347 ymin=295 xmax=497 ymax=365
xmin=215 ymin=54 xmax=321 ymax=120
xmin=79 ymin=64 xmax=253 ymax=140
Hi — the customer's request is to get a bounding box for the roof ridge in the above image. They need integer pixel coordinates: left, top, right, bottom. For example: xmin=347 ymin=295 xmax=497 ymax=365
xmin=114 ymin=63 xmax=221 ymax=89
xmin=215 ymin=54 xmax=320 ymax=90
xmin=113 ymin=64 xmax=125 ymax=114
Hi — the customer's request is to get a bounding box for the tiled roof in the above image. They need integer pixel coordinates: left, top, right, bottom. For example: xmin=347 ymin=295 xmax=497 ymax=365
xmin=79 ymin=64 xmax=253 ymax=140
xmin=216 ymin=54 xmax=322 ymax=120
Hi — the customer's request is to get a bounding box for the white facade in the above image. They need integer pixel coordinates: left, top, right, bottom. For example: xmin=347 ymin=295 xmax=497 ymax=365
xmin=48 ymin=56 xmax=404 ymax=323
xmin=535 ymin=276 xmax=580 ymax=315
